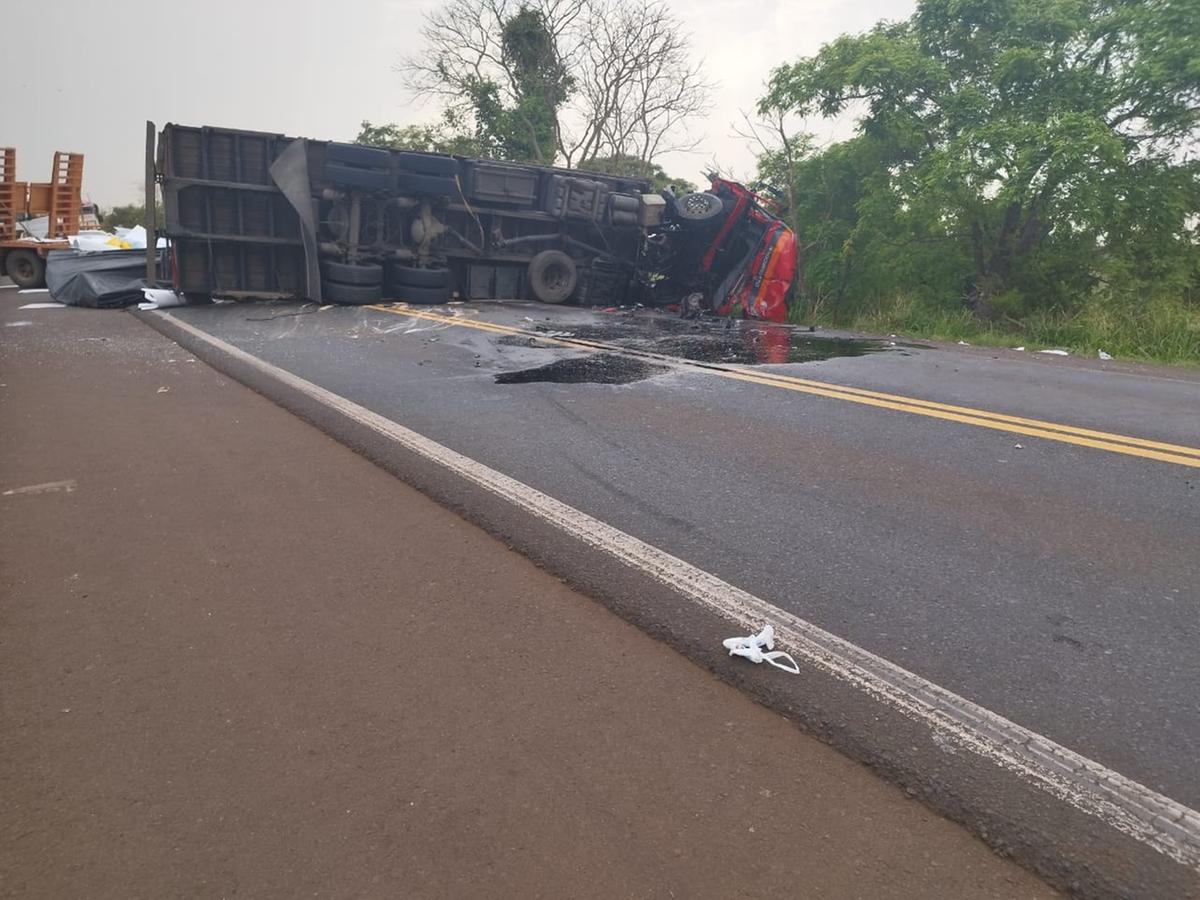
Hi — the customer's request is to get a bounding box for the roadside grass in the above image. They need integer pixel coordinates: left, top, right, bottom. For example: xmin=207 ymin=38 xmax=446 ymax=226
xmin=794 ymin=294 xmax=1200 ymax=366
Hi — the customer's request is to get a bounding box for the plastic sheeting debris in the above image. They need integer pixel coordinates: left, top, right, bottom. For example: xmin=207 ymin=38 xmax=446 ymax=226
xmin=45 ymin=249 xmax=156 ymax=308
xmin=69 ymin=226 xmax=167 ymax=253
xmin=723 ymin=624 xmax=799 ymax=674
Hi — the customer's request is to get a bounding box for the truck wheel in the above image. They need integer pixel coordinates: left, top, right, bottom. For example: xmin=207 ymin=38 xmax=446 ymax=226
xmin=386 ymin=264 xmax=450 ymax=288
xmin=322 ymin=280 xmax=383 ymax=305
xmin=527 ymin=250 xmax=577 ymax=304
xmin=6 ymin=249 xmax=46 ymax=289
xmin=675 ymin=192 xmax=724 ymax=225
xmin=321 ymin=261 xmax=383 ymax=285
xmin=326 ymin=143 xmax=393 ymax=169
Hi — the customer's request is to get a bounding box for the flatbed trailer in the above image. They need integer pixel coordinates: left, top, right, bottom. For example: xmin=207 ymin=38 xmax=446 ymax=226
xmin=0 ymin=148 xmax=85 ymax=289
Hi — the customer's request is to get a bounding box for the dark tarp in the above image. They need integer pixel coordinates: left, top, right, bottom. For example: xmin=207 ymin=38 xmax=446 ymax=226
xmin=45 ymin=249 xmax=159 ymax=308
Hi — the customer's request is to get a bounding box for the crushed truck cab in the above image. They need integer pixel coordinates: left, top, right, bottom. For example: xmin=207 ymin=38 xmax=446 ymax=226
xmin=155 ymin=124 xmax=796 ymax=320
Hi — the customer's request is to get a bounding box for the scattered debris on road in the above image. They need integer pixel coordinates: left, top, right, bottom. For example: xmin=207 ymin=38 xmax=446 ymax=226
xmin=723 ymin=624 xmax=800 ymax=674
xmin=138 ymin=289 xmax=186 ymax=311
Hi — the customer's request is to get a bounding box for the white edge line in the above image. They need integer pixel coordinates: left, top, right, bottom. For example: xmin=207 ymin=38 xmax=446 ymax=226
xmin=159 ymin=310 xmax=1200 ymax=870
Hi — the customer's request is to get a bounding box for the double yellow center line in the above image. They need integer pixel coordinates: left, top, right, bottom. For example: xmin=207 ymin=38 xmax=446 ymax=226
xmin=371 ymin=304 xmax=1200 ymax=469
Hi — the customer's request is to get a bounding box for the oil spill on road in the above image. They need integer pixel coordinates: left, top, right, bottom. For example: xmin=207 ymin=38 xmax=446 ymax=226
xmin=493 ymin=312 xmax=908 ymax=385
xmin=499 ymin=312 xmax=901 ymax=366
xmin=495 ymin=353 xmax=667 ymax=385
xmin=565 ymin=317 xmax=892 ymax=365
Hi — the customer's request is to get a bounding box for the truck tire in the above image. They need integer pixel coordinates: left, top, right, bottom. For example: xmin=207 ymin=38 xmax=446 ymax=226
xmin=322 ymin=280 xmax=383 ymax=305
xmin=387 ymin=284 xmax=453 ymax=305
xmin=326 ymin=163 xmax=395 ymax=192
xmin=396 ymin=172 xmax=458 ymax=197
xmin=5 ymin=249 xmax=46 ymax=289
xmin=386 ymin=264 xmax=450 ymax=288
xmin=326 ymin=143 xmax=393 ymax=169
xmin=527 ymin=250 xmax=577 ymax=304
xmin=321 ymin=260 xmax=383 ymax=285
xmin=396 ymin=152 xmax=460 ymax=177
xmin=675 ymin=192 xmax=724 ymax=225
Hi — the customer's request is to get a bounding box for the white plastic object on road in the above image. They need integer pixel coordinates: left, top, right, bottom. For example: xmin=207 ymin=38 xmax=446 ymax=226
xmin=138 ymin=289 xmax=187 ymax=310
xmin=1012 ymin=346 xmax=1025 ymax=351
xmin=723 ymin=624 xmax=800 ymax=674
xmin=1038 ymin=349 xmax=1069 ymax=356
xmin=19 ymin=302 xmax=65 ymax=309
xmin=1098 ymin=349 xmax=1113 ymax=360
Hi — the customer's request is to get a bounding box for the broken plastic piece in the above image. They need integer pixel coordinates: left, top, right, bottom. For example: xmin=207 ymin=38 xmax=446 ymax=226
xmin=723 ymin=624 xmax=799 ymax=674
xmin=1038 ymin=349 xmax=1069 ymax=356
xmin=1098 ymin=349 xmax=1113 ymax=360
xmin=724 ymin=623 xmax=775 ymax=653
xmin=138 ymin=289 xmax=187 ymax=310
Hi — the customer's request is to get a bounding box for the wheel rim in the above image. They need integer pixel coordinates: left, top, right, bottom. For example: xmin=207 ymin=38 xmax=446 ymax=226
xmin=11 ymin=256 xmax=34 ymax=280
xmin=545 ymin=263 xmax=569 ymax=291
xmin=683 ymin=194 xmax=713 ymax=216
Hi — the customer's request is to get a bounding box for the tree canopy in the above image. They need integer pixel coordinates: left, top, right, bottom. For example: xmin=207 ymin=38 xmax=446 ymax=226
xmin=759 ymin=0 xmax=1200 ymax=321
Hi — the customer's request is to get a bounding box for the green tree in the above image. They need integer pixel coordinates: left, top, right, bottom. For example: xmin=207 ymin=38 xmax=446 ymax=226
xmin=496 ymin=6 xmax=574 ymax=161
xmin=398 ymin=0 xmax=710 ymax=170
xmin=354 ymin=120 xmax=485 ymax=156
xmin=400 ymin=1 xmax=575 ymax=164
xmin=101 ymin=202 xmax=164 ymax=231
xmin=760 ymin=0 xmax=1200 ymax=320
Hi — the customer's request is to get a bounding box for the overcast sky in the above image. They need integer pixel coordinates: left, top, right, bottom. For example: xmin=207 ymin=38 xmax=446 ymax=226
xmin=7 ymin=0 xmax=913 ymax=208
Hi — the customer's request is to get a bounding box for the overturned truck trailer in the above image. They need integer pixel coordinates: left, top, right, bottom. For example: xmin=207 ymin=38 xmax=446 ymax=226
xmin=153 ymin=123 xmax=797 ymax=320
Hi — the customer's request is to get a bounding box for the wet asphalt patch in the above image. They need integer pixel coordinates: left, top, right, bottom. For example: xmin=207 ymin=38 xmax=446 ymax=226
xmin=508 ymin=313 xmax=898 ymax=367
xmin=564 ymin=318 xmax=889 ymax=365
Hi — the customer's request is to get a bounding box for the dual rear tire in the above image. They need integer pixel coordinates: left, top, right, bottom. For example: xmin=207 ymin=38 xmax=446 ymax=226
xmin=385 ymin=263 xmax=453 ymax=305
xmin=321 ymin=261 xmax=382 ymax=305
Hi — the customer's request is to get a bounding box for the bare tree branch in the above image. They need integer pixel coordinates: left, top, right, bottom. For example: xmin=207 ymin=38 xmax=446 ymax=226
xmin=398 ymin=0 xmax=712 ymax=174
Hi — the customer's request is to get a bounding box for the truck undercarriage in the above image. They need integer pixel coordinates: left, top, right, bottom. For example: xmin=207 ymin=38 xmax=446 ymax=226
xmin=156 ymin=124 xmax=796 ymax=321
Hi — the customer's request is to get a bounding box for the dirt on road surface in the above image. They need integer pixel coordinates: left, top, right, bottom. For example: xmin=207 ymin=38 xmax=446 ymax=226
xmin=0 ymin=296 xmax=1054 ymax=898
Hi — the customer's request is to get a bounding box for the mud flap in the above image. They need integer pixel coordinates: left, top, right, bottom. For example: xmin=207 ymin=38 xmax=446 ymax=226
xmin=269 ymin=139 xmax=322 ymax=304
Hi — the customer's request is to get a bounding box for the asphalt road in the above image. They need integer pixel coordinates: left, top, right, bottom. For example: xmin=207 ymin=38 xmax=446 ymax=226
xmin=3 ymin=293 xmax=1068 ymax=899
xmin=137 ymin=298 xmax=1198 ymax=894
